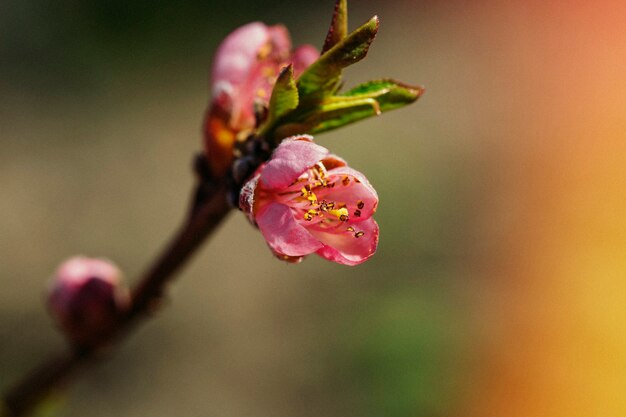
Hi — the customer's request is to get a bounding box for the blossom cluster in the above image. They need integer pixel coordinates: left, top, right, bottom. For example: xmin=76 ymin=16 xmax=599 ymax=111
xmin=46 ymin=0 xmax=422 ymax=341
xmin=205 ymin=21 xmax=381 ymax=265
xmin=14 ymin=7 xmax=426 ymax=416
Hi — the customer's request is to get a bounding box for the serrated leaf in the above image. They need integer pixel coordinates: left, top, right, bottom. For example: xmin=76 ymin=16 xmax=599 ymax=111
xmin=297 ymin=15 xmax=379 ymax=101
xmin=295 ymin=79 xmax=424 ymax=134
xmin=322 ymin=0 xmax=348 ymax=54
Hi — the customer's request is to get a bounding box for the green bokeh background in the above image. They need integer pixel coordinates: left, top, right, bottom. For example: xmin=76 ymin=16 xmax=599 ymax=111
xmin=1 ymin=1 xmax=496 ymax=416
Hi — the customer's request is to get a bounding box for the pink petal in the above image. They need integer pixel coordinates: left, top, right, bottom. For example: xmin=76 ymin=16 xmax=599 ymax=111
xmin=293 ymin=44 xmax=320 ymax=77
xmin=210 ymin=23 xmax=295 ymax=133
xmin=311 ymin=218 xmax=379 ymax=266
xmin=56 ymin=257 xmax=120 ymax=286
xmin=260 ymin=136 xmax=329 ymax=189
xmin=211 ymin=22 xmax=270 ymax=89
xmin=267 ymin=25 xmax=292 ymax=58
xmin=256 ymin=202 xmax=323 ymax=257
xmin=321 ymin=154 xmax=347 ymax=170
xmin=318 ymin=166 xmax=379 ymax=220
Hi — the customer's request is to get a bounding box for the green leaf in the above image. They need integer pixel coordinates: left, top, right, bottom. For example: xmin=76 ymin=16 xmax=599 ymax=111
xmin=291 ymin=79 xmax=424 ymax=135
xmin=342 ymin=79 xmax=422 ymax=98
xmin=258 ymin=64 xmax=298 ymax=138
xmin=267 ymin=64 xmax=298 ymax=122
xmin=297 ymin=15 xmax=379 ymax=101
xmin=321 ymin=0 xmax=348 ymax=54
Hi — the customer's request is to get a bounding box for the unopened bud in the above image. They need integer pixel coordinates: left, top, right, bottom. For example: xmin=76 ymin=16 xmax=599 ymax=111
xmin=47 ymin=257 xmax=129 ymax=347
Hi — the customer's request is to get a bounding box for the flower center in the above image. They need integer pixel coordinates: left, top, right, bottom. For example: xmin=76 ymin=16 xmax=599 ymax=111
xmin=273 ymin=162 xmax=367 ymax=239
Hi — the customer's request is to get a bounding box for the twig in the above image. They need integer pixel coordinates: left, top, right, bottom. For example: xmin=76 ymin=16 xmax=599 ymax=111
xmin=3 ymin=162 xmax=232 ymax=417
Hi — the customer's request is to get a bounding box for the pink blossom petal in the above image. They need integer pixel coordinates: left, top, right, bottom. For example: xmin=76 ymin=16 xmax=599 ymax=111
xmin=260 ymin=136 xmax=329 ymax=189
xmin=256 ymin=202 xmax=323 ymax=257
xmin=211 ymin=22 xmax=270 ymax=89
xmin=267 ymin=25 xmax=292 ymax=58
xmin=293 ymin=44 xmax=319 ymax=76
xmin=311 ymin=218 xmax=379 ymax=266
xmin=55 ymin=257 xmax=120 ymax=287
xmin=317 ymin=166 xmax=379 ymax=220
xmin=321 ymin=155 xmax=347 ymax=170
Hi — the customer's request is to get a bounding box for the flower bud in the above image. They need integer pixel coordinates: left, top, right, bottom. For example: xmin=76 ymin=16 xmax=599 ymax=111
xmin=203 ymin=22 xmax=319 ymax=178
xmin=47 ymin=257 xmax=128 ymax=347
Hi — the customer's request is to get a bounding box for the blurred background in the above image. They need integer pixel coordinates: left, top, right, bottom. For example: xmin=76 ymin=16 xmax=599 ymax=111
xmin=1 ymin=0 xmax=625 ymax=416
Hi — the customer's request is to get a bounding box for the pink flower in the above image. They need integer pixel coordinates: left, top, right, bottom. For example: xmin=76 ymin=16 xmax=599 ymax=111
xmin=204 ymin=22 xmax=319 ymax=176
xmin=48 ymin=257 xmax=128 ymax=346
xmin=240 ymin=136 xmax=379 ymax=265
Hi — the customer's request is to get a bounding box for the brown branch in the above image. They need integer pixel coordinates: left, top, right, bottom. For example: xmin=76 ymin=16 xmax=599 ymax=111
xmin=2 ymin=172 xmax=232 ymax=417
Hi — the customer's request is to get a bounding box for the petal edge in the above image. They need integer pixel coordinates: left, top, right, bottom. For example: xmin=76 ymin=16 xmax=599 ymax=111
xmin=256 ymin=202 xmax=323 ymax=257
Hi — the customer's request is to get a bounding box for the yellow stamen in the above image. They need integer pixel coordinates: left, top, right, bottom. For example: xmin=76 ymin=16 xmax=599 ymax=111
xmin=316 ymin=162 xmax=327 ymax=178
xmin=325 ymin=202 xmax=335 ymax=210
xmin=329 ymin=207 xmax=349 ymax=222
xmin=304 ymin=209 xmax=318 ymax=221
xmin=300 ymin=186 xmax=318 ymax=205
xmin=318 ymin=200 xmax=336 ymax=212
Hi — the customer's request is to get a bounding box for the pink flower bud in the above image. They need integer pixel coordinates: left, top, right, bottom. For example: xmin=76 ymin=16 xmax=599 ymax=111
xmin=240 ymin=136 xmax=379 ymax=265
xmin=48 ymin=257 xmax=128 ymax=346
xmin=204 ymin=22 xmax=319 ymax=177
